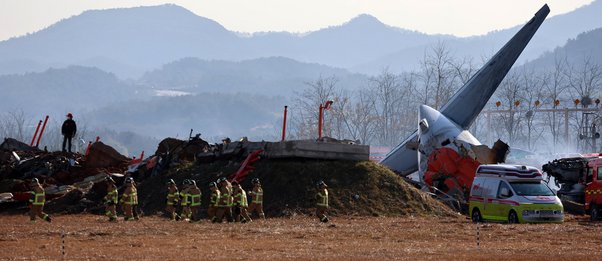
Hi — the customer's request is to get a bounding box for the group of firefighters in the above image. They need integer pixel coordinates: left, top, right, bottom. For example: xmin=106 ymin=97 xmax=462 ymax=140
xmin=27 ymin=175 xmax=330 ymax=223
xmin=164 ymin=177 xmax=265 ymax=223
xmin=110 ymin=176 xmax=330 ymax=223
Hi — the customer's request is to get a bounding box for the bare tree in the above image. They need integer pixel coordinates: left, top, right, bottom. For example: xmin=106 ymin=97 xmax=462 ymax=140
xmin=565 ymin=57 xmax=602 ymax=151
xmin=329 ymin=90 xmax=352 ymax=139
xmin=369 ymin=68 xmax=406 ymax=146
xmin=493 ymin=71 xmax=524 ymax=145
xmin=451 ymin=56 xmax=477 ymax=84
xmin=0 ymin=110 xmax=29 ymax=143
xmin=544 ymin=56 xmax=569 ymax=151
xmin=416 ymin=42 xmax=463 ymax=109
xmin=338 ymin=89 xmax=377 ymax=145
xmin=566 ymin=56 xmax=602 ymax=103
xmin=520 ymin=68 xmax=546 ymax=150
xmin=291 ymin=75 xmax=340 ymax=139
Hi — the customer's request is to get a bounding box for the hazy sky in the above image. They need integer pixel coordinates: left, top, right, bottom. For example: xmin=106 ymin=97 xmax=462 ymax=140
xmin=0 ymin=0 xmax=595 ymax=41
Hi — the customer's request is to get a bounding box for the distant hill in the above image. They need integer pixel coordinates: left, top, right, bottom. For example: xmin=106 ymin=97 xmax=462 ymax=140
xmin=0 ymin=4 xmax=241 ymax=79
xmin=85 ymin=93 xmax=285 ymax=141
xmin=248 ymin=14 xmax=452 ymax=68
xmin=0 ymin=66 xmax=140 ymax=117
xmin=353 ymin=1 xmax=602 ymax=74
xmin=0 ymin=56 xmax=366 ymax=142
xmin=3 ymin=2 xmax=602 ymax=78
xmin=523 ymin=28 xmax=602 ymax=69
xmin=139 ymin=56 xmax=368 ymax=95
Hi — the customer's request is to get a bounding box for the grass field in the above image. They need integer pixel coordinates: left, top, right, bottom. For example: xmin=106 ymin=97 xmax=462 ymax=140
xmin=1 ymin=214 xmax=601 ymax=260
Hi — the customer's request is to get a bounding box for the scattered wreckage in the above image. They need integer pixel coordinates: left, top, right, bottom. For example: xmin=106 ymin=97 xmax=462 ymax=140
xmin=0 ymin=138 xmax=131 ymax=212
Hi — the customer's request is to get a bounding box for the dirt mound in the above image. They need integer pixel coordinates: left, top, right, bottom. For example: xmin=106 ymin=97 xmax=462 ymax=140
xmin=136 ymin=160 xmax=456 ymax=218
xmin=85 ymin=142 xmax=129 ymax=169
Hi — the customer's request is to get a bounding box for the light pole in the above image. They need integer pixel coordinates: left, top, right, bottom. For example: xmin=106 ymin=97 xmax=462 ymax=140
xmin=281 ymin=105 xmax=288 ymax=141
xmin=318 ymin=100 xmax=334 ymax=139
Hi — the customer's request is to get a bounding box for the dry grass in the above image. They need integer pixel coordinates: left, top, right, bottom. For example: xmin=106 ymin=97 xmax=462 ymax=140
xmin=1 ymin=214 xmax=601 ymax=260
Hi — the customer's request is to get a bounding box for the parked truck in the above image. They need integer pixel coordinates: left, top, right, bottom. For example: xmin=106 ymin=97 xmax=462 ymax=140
xmin=542 ymin=155 xmax=602 ymax=221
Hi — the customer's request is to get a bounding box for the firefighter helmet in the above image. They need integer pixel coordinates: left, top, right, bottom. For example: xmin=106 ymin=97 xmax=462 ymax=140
xmin=316 ymin=180 xmax=327 ymax=188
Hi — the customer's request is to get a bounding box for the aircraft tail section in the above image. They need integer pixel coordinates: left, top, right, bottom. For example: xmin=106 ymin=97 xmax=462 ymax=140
xmin=441 ymin=4 xmax=550 ymax=129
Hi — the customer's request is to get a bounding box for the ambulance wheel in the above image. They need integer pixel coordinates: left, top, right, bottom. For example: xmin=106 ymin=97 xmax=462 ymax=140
xmin=591 ymin=204 xmax=599 ymax=221
xmin=508 ymin=210 xmax=519 ymax=224
xmin=471 ymin=208 xmax=482 ymax=223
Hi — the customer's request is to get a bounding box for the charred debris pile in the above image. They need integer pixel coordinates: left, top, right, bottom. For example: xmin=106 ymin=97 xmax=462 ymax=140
xmin=0 ymin=137 xmax=456 ymax=218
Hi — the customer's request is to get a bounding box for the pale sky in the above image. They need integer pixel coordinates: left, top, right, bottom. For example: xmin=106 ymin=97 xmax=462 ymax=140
xmin=0 ymin=0 xmax=595 ymax=41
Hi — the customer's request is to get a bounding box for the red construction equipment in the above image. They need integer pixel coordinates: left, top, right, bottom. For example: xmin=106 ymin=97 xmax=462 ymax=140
xmin=229 ymin=149 xmax=263 ymax=183
xmin=30 ymin=120 xmax=42 ymax=146
xmin=35 ymin=116 xmax=49 ymax=147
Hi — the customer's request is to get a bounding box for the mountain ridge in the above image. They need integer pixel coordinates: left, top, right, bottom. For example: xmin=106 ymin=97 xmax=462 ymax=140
xmin=0 ymin=2 xmax=601 ymax=78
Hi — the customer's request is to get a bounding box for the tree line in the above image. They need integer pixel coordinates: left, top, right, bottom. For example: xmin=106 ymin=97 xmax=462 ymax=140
xmin=285 ymin=43 xmax=602 ymax=154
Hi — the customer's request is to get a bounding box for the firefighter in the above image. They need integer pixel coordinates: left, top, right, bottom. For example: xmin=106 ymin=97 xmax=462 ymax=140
xmin=120 ymin=177 xmax=138 ymax=221
xmin=165 ymin=179 xmax=180 ymax=221
xmin=188 ymin=180 xmax=202 ymax=222
xmin=132 ymin=179 xmax=140 ymax=220
xmin=247 ymin=178 xmax=265 ymax=219
xmin=315 ymin=180 xmax=329 ymax=223
xmin=104 ymin=176 xmax=118 ymax=221
xmin=61 ymin=113 xmax=77 ymax=153
xmin=180 ymin=179 xmax=191 ymax=221
xmin=29 ymin=178 xmax=51 ymax=223
xmin=232 ymin=181 xmax=251 ymax=223
xmin=225 ymin=178 xmax=234 ymax=222
xmin=214 ymin=177 xmax=233 ymax=223
xmin=207 ymin=182 xmax=220 ymax=222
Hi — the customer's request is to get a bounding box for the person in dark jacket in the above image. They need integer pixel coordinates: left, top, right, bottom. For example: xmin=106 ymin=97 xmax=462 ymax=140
xmin=61 ymin=113 xmax=77 ymax=153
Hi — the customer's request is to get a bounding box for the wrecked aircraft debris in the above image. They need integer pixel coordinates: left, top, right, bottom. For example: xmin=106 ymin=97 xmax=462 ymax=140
xmin=380 ymin=5 xmax=550 ymax=204
xmin=381 ymin=4 xmax=549 ymax=175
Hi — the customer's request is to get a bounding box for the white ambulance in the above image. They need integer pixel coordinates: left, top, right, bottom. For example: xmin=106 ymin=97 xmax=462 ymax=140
xmin=469 ymin=164 xmax=564 ymax=223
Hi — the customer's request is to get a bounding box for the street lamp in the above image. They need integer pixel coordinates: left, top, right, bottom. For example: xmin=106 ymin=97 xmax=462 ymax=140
xmin=318 ymin=100 xmax=334 ymax=139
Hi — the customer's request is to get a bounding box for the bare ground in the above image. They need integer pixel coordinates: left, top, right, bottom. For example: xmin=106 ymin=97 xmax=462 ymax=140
xmin=0 ymin=214 xmax=601 ymax=260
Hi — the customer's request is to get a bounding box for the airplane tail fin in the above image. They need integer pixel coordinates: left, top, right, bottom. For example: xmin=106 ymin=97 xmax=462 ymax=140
xmin=440 ymin=4 xmax=549 ymax=129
